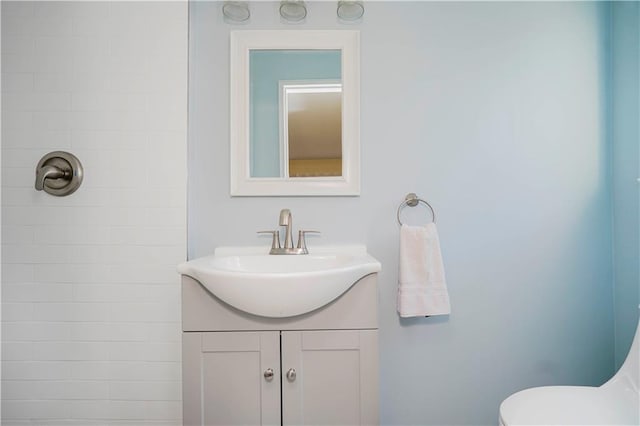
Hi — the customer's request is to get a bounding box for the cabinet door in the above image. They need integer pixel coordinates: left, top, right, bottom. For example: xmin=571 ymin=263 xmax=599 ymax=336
xmin=183 ymin=331 xmax=281 ymax=426
xmin=281 ymin=329 xmax=379 ymax=425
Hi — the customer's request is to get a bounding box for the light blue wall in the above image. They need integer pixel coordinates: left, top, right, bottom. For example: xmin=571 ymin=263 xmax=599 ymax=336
xmin=189 ymin=2 xmax=614 ymax=424
xmin=250 ymin=50 xmax=341 ymax=177
xmin=611 ymin=2 xmax=640 ymax=369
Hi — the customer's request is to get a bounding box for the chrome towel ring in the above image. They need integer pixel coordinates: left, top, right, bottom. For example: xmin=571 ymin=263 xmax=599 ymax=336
xmin=397 ymin=193 xmax=436 ymax=225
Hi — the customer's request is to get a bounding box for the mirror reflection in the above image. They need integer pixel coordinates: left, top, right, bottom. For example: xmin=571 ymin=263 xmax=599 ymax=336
xmin=249 ymin=49 xmax=342 ymax=178
xmin=283 ymin=82 xmax=342 ymax=177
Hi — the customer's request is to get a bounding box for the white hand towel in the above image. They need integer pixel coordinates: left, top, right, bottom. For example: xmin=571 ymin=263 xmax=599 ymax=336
xmin=397 ymin=223 xmax=451 ymax=317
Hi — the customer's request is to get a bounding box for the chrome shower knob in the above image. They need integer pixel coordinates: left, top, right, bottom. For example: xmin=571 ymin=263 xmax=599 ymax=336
xmin=34 ymin=151 xmax=83 ymax=196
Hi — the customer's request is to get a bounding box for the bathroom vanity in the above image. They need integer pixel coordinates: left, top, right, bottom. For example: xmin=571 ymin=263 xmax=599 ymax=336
xmin=179 ymin=246 xmax=380 ymax=425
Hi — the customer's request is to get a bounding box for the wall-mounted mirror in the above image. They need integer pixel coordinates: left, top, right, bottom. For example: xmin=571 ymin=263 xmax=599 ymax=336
xmin=230 ymin=30 xmax=360 ymax=196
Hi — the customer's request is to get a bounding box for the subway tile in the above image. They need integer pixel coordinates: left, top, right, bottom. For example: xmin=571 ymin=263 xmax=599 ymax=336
xmin=72 ymin=14 xmax=112 ymax=38
xmin=34 ymin=263 xmax=111 ymax=283
xmin=1 ymin=187 xmax=38 ymax=205
xmin=33 ymin=52 xmax=75 ymax=74
xmin=71 ymin=93 xmax=147 ymax=113
xmin=32 ymin=111 xmax=71 ymax=131
xmin=70 ymin=361 xmax=110 ymax=380
xmin=71 ymin=54 xmax=110 ymax=75
xmin=2 ymin=400 xmax=72 ymax=420
xmin=145 ymin=322 xmax=182 ymax=343
xmin=108 ymin=421 xmax=180 ymax=426
xmin=1 ymin=17 xmax=35 ymax=36
xmin=33 ymin=225 xmax=110 ymax=245
xmin=108 ymin=245 xmax=185 ymax=265
xmin=70 ymin=130 xmax=148 ymax=151
xmin=106 ymin=400 xmax=146 ymax=420
xmin=2 ymin=322 xmax=72 ymax=342
xmin=73 ymin=283 xmax=178 ymax=304
xmin=34 ymin=72 xmax=73 ymax=92
xmin=108 ymin=72 xmax=151 ymax=93
xmin=109 ymin=36 xmax=150 ymax=58
xmin=1 ymin=129 xmax=35 ymax=149
xmin=136 ymin=208 xmax=185 ymax=228
xmin=31 ymin=341 xmax=110 ymax=361
xmin=33 ymin=36 xmax=75 ymax=59
xmin=70 ymin=322 xmax=148 ymax=342
xmin=1 ymin=167 xmax=33 ymax=189
xmin=67 ymin=71 xmax=110 ymax=92
xmin=1 ymin=35 xmax=35 ymax=55
xmin=1 ymin=2 xmax=35 ymax=18
xmin=70 ymin=110 xmax=119 ymax=131
xmin=107 ymin=226 xmax=185 ymax=246
xmin=109 ymin=381 xmax=181 ymax=401
xmin=2 ymin=73 xmax=35 ymax=93
xmin=109 ymin=302 xmax=180 ymax=323
xmin=145 ymin=400 xmax=182 ymax=420
xmin=1 ymin=341 xmax=33 ymax=361
xmin=108 ymin=361 xmax=181 ymax=382
xmin=31 ymin=419 xmax=109 ymax=426
xmin=0 ymin=263 xmax=35 ymax=283
xmin=1 ymin=110 xmax=33 ymax=130
xmin=34 ymin=2 xmax=75 ymax=19
xmin=2 ymin=361 xmax=72 ymax=380
xmin=2 ymin=148 xmax=46 ymax=168
xmin=107 ymin=264 xmax=179 ymax=285
xmin=1 ymin=226 xmax=35 ymax=245
xmin=3 ymin=92 xmax=70 ymax=113
xmin=31 ymin=303 xmax=111 ymax=322
xmin=70 ymin=400 xmax=110 ymax=420
xmin=1 ymin=381 xmax=36 ymax=400
xmin=1 ymin=53 xmax=36 ymax=74
xmin=32 ymin=15 xmax=73 ymax=36
xmin=143 ymin=188 xmax=186 ymax=208
xmin=34 ymin=380 xmax=109 ymax=400
xmin=107 ymin=54 xmax=148 ymax=74
xmin=108 ymin=342 xmax=180 ymax=362
xmin=70 ymin=1 xmax=111 ymax=22
xmin=2 ymin=303 xmax=35 ymax=321
xmin=3 ymin=283 xmax=73 ymax=303
xmin=147 ymin=30 xmax=187 ymax=58
xmin=3 ymin=243 xmax=112 ymax=264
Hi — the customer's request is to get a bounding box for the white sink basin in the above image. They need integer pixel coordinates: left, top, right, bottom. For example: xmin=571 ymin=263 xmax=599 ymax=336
xmin=177 ymin=245 xmax=381 ymax=318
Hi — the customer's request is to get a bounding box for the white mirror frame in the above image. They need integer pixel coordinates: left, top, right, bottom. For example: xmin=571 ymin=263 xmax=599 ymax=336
xmin=230 ymin=30 xmax=360 ymax=196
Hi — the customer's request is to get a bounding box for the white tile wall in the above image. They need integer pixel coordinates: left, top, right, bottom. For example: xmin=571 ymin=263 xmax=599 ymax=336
xmin=1 ymin=1 xmax=187 ymax=424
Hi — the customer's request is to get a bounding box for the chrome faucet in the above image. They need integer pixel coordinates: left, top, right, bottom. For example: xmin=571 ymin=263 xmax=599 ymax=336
xmin=279 ymin=208 xmax=294 ymax=250
xmin=257 ymin=209 xmax=320 ymax=255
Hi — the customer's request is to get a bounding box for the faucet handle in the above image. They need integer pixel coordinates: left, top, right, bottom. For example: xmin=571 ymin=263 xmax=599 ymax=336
xmin=257 ymin=230 xmax=281 ymax=250
xmin=297 ymin=230 xmax=321 ymax=252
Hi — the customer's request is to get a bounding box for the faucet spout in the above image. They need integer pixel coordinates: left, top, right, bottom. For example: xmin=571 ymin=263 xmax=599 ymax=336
xmin=279 ymin=208 xmax=291 ymax=226
xmin=279 ymin=209 xmax=294 ymax=249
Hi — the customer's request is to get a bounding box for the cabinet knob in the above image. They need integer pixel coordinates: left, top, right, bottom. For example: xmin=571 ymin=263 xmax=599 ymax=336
xmin=264 ymin=368 xmax=274 ymax=381
xmin=286 ymin=368 xmax=296 ymax=382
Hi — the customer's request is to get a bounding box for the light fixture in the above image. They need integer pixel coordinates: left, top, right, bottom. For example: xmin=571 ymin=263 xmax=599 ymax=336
xmin=280 ymin=0 xmax=307 ymax=22
xmin=222 ymin=1 xmax=250 ymax=23
xmin=337 ymin=0 xmax=364 ymax=22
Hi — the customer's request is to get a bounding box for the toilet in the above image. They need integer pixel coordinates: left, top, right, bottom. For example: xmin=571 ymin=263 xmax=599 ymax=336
xmin=499 ymin=317 xmax=640 ymax=425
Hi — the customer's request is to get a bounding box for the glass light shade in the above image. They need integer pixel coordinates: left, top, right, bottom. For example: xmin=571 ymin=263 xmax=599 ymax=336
xmin=223 ymin=1 xmax=250 ymax=22
xmin=337 ymin=1 xmax=364 ymax=21
xmin=280 ymin=0 xmax=307 ymax=22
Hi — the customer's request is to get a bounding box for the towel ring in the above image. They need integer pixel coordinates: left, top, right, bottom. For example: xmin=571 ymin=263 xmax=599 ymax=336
xmin=397 ymin=193 xmax=436 ymax=225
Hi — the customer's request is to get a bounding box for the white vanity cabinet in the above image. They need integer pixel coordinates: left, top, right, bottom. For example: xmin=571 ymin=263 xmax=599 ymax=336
xmin=181 ymin=273 xmax=379 ymax=426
